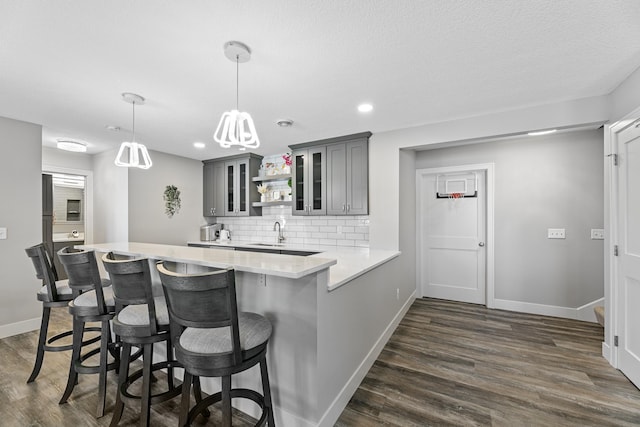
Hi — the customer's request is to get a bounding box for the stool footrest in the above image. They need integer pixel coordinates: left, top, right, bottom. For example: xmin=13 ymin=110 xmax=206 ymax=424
xmin=188 ymin=388 xmax=269 ymax=426
xmin=120 ymin=360 xmax=183 ymax=405
xmin=43 ymin=330 xmax=74 ymax=352
xmin=75 ymin=346 xmax=118 ymax=375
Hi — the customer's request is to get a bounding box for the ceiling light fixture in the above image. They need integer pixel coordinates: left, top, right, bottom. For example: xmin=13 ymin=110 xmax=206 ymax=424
xmin=528 ymin=129 xmax=557 ymax=136
xmin=358 ymin=103 xmax=373 ymax=113
xmin=193 ymin=142 xmax=206 ymax=149
xmin=213 ymin=41 xmax=259 ymax=150
xmin=276 ymin=119 xmax=294 ymax=127
xmin=115 ymin=93 xmax=152 ymax=169
xmin=56 ymin=139 xmax=87 ymax=152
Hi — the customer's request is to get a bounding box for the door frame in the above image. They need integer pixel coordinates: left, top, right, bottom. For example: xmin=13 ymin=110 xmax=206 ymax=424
xmin=415 ymin=163 xmax=495 ymax=308
xmin=42 ymin=164 xmax=94 ymax=244
xmin=605 ymin=104 xmax=640 ymax=367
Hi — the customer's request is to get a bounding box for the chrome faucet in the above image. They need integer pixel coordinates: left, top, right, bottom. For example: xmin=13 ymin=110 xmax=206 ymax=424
xmin=273 ymin=221 xmax=285 ymax=244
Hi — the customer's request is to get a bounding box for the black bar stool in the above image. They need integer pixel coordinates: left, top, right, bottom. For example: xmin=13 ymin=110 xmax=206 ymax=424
xmin=24 ymin=243 xmax=77 ymax=383
xmin=157 ymin=263 xmax=275 ymax=427
xmin=57 ymin=246 xmax=118 ymax=418
xmin=101 ymin=253 xmax=183 ymax=427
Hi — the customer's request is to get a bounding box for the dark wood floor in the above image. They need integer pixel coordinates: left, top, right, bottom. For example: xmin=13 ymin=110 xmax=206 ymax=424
xmin=336 ymin=298 xmax=640 ymax=426
xmin=2 ymin=298 xmax=639 ymax=426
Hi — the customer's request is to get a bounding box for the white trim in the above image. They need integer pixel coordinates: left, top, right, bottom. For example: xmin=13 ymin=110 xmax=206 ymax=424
xmin=0 ymin=317 xmax=40 ymax=339
xmin=415 ymin=163 xmax=496 ymax=308
xmin=42 ymin=165 xmax=94 ymax=244
xmin=493 ymin=297 xmax=604 ymax=323
xmin=317 ymin=291 xmax=416 ymax=427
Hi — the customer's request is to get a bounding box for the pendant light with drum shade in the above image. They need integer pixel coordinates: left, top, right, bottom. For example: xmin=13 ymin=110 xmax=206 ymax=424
xmin=115 ymin=92 xmax=152 ymax=169
xmin=213 ymin=41 xmax=260 ymax=150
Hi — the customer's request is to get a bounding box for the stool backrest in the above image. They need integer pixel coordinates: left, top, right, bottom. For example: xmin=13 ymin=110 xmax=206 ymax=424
xmin=57 ymin=246 xmax=108 ymax=314
xmin=157 ymin=263 xmax=241 ymax=364
xmin=25 ymin=243 xmax=59 ymax=301
xmin=101 ymin=253 xmax=159 ymax=335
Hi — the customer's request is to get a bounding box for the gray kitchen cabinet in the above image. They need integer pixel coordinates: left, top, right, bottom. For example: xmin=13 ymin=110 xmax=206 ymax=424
xmin=291 ymin=132 xmax=370 ymax=216
xmin=291 ymin=146 xmax=326 ymax=215
xmin=203 ymin=160 xmax=225 ymax=217
xmin=326 ymin=137 xmax=369 ymax=215
xmin=203 ymin=153 xmax=262 ymax=217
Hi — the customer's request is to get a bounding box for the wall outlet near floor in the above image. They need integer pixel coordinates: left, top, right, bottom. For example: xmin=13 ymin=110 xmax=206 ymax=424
xmin=0 ymin=227 xmax=6 ymax=240
xmin=547 ymin=228 xmax=566 ymax=239
xmin=591 ymin=229 xmax=605 ymax=240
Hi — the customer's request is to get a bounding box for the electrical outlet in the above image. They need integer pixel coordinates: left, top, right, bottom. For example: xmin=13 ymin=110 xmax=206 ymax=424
xmin=548 ymin=228 xmax=566 ymax=239
xmin=0 ymin=227 xmax=6 ymax=240
xmin=591 ymin=229 xmax=605 ymax=240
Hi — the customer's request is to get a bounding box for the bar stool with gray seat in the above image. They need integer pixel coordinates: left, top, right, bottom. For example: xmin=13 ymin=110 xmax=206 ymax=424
xmin=101 ymin=253 xmax=184 ymax=427
xmin=24 ymin=243 xmax=79 ymax=383
xmin=57 ymin=246 xmax=118 ymax=418
xmin=157 ymin=263 xmax=275 ymax=426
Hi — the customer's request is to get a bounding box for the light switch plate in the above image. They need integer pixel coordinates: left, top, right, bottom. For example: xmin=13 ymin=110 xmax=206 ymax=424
xmin=548 ymin=228 xmax=566 ymax=239
xmin=0 ymin=227 xmax=6 ymax=240
xmin=591 ymin=229 xmax=605 ymax=240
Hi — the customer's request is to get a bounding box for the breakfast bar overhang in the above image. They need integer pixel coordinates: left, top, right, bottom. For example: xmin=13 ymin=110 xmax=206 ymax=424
xmin=81 ymin=242 xmax=404 ymax=427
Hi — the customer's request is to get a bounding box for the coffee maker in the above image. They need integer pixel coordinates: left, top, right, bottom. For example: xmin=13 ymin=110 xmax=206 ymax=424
xmin=200 ymin=224 xmax=223 ymax=241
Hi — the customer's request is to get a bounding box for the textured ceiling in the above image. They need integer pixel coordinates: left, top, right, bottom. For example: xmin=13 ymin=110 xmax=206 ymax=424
xmin=1 ymin=0 xmax=640 ymax=160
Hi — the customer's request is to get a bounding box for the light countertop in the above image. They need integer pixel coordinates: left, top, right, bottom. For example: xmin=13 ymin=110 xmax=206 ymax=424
xmin=187 ymin=240 xmax=400 ymax=291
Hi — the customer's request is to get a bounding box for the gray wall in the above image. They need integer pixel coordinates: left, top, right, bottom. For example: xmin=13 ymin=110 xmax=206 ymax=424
xmin=92 ymin=149 xmax=129 ymax=244
xmin=128 ymin=150 xmax=202 ymax=245
xmin=415 ymin=129 xmax=604 ymax=308
xmin=42 ymin=146 xmax=93 ymax=171
xmin=0 ymin=117 xmax=42 ymax=335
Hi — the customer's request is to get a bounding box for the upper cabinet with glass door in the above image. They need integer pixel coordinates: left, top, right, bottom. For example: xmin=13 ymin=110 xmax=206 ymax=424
xmin=203 ymin=153 xmax=263 ymax=217
xmin=290 ymin=131 xmax=370 ymax=216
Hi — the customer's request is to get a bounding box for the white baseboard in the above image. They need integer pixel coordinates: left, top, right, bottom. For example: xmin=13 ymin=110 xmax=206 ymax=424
xmin=602 ymin=341 xmax=613 ymax=366
xmin=493 ymin=297 xmax=604 ymax=323
xmin=317 ymin=291 xmax=417 ymax=427
xmin=0 ymin=317 xmax=40 ymax=339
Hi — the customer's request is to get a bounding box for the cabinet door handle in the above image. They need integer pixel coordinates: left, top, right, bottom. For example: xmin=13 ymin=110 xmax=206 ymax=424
xmin=347 ymin=204 xmax=350 ymax=212
xmin=342 ymin=204 xmax=346 ymax=212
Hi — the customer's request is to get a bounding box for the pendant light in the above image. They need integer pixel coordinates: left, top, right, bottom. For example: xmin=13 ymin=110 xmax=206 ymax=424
xmin=115 ymin=92 xmax=152 ymax=169
xmin=213 ymin=41 xmax=260 ymax=150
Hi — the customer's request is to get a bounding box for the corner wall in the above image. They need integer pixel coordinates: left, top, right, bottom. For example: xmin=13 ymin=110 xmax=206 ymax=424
xmin=0 ymin=117 xmax=43 ymax=337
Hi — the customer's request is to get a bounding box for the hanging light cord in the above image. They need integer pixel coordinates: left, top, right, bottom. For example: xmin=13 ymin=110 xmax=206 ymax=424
xmin=131 ymin=100 xmax=136 ymax=142
xmin=235 ymin=54 xmax=240 ymax=111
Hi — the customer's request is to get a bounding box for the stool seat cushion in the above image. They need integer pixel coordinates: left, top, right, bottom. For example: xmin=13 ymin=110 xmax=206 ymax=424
xmin=180 ymin=312 xmax=272 ymax=355
xmin=116 ymin=297 xmax=170 ymax=326
xmin=74 ymin=286 xmax=115 ymax=308
xmin=38 ymin=279 xmax=72 ymax=301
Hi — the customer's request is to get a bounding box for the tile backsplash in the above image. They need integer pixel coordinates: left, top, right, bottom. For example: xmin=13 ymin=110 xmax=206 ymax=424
xmin=218 ymin=206 xmax=369 ymax=247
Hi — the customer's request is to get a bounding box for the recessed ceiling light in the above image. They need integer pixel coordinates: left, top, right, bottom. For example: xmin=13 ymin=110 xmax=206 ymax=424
xmin=193 ymin=142 xmax=206 ymax=149
xmin=56 ymin=139 xmax=87 ymax=152
xmin=358 ymin=103 xmax=373 ymax=113
xmin=276 ymin=119 xmax=294 ymax=127
xmin=528 ymin=129 xmax=557 ymax=136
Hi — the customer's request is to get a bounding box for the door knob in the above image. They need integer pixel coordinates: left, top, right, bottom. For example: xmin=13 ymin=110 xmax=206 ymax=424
xmin=478 ymin=242 xmax=485 ymax=247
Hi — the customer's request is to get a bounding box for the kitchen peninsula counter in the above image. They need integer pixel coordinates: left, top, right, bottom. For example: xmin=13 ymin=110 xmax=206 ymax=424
xmin=80 ymin=241 xmax=409 ymax=427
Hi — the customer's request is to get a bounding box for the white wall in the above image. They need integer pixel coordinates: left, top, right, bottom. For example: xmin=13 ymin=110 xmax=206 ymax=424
xmin=92 ymin=149 xmax=128 ymax=243
xmin=0 ymin=117 xmax=43 ymax=337
xmin=415 ymin=129 xmax=604 ymax=309
xmin=609 ymin=65 xmax=640 ymax=122
xmin=42 ymin=146 xmax=92 ymax=171
xmin=127 ymin=150 xmax=203 ymax=245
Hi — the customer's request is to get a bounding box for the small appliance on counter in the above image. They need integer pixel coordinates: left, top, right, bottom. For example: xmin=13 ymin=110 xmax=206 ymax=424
xmin=219 ymin=229 xmax=231 ymax=241
xmin=200 ymin=224 xmax=223 ymax=241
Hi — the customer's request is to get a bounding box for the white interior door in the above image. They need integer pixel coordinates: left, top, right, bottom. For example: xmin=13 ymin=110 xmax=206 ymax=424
xmin=418 ymin=169 xmax=486 ymax=304
xmin=616 ymin=121 xmax=640 ymax=388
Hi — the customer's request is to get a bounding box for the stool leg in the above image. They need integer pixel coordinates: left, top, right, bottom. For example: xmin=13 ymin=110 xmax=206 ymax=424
xmin=96 ymin=319 xmax=110 ymax=418
xmin=222 ymin=375 xmax=232 ymax=426
xmin=192 ymin=376 xmax=210 ymax=418
xmin=260 ymin=357 xmax=276 ymax=426
xmin=179 ymin=372 xmax=193 ymax=427
xmin=27 ymin=305 xmax=51 ymax=383
xmin=110 ymin=341 xmax=130 ymax=427
xmin=141 ymin=343 xmax=153 ymax=427
xmin=60 ymin=316 xmax=82 ymax=404
xmin=165 ymin=334 xmax=174 ymax=390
